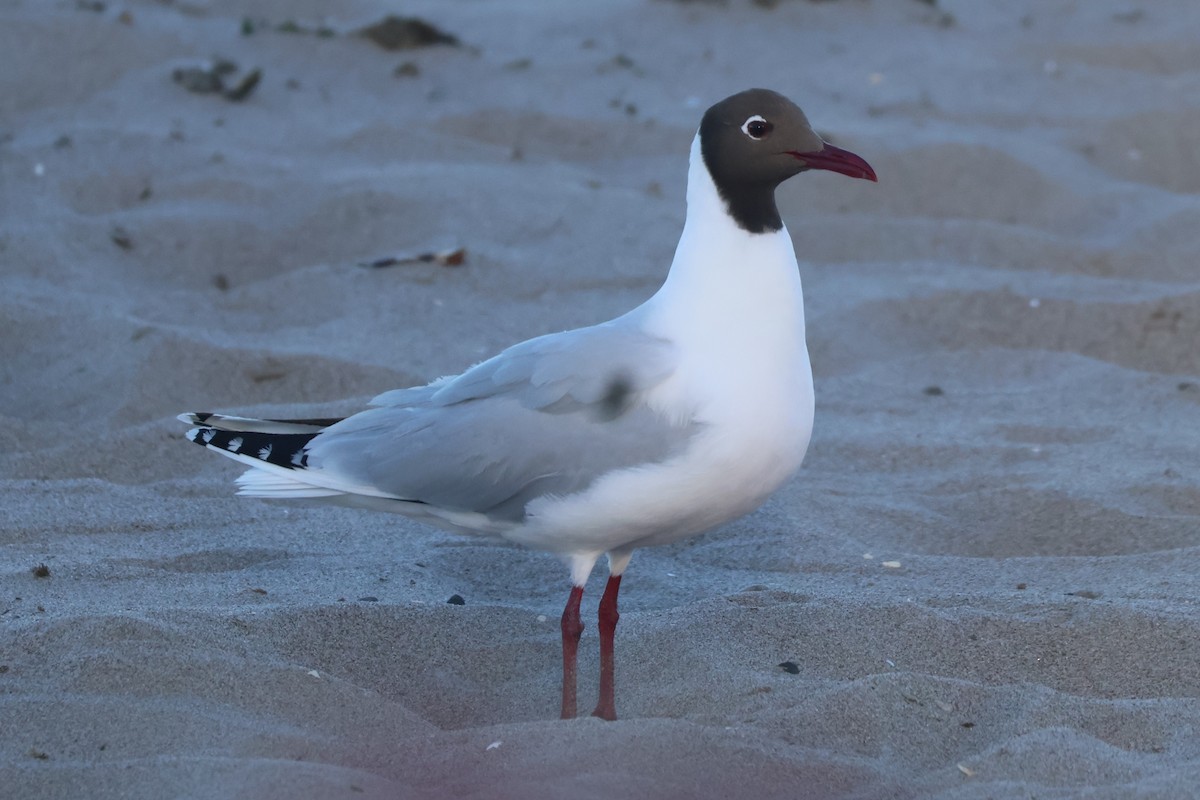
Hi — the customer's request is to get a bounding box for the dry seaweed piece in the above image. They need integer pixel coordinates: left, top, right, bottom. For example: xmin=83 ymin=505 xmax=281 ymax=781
xmin=361 ymin=246 xmax=466 ymax=269
xmin=172 ymin=59 xmax=262 ymax=102
xmin=173 ymin=65 xmax=224 ymax=94
xmin=277 ymin=19 xmax=336 ymax=37
xmin=224 ymin=68 xmax=261 ymax=101
xmin=358 ymin=16 xmax=460 ymax=50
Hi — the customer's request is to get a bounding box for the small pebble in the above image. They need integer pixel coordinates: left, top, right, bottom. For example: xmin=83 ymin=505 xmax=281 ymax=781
xmin=110 ymin=227 xmax=133 ymax=250
xmin=359 ymin=15 xmax=460 ymax=50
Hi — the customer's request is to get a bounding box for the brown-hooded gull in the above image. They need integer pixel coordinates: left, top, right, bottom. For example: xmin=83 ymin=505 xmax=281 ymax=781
xmin=181 ymin=88 xmax=876 ymax=720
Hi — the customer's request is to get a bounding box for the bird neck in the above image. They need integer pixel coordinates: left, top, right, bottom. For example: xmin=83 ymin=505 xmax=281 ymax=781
xmin=680 ymin=132 xmax=792 ymax=257
xmin=643 ymin=134 xmax=806 ymax=343
xmin=697 ymin=129 xmax=784 ymax=234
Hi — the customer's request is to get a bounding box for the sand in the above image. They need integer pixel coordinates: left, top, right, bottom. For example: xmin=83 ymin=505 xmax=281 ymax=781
xmin=4 ymin=0 xmax=1200 ymax=797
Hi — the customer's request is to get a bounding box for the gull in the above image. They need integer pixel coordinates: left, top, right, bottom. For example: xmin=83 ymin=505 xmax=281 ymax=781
xmin=180 ymin=88 xmax=876 ymax=721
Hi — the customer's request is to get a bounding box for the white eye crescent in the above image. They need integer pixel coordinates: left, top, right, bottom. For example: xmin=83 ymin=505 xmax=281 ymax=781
xmin=741 ymin=115 xmax=772 ymax=139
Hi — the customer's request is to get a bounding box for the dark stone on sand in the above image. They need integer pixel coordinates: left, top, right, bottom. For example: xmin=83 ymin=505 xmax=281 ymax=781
xmin=358 ymin=16 xmax=460 ymax=51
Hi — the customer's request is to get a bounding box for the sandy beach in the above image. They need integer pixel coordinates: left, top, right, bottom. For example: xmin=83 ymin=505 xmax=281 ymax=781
xmin=4 ymin=0 xmax=1200 ymax=797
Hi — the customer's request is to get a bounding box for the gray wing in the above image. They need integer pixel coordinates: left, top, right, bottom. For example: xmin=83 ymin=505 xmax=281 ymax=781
xmin=368 ymin=320 xmax=676 ymax=412
xmin=307 ymin=321 xmax=696 ymax=521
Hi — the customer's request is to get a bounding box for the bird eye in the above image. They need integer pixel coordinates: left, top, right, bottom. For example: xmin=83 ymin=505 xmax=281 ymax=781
xmin=741 ymin=115 xmax=772 ymax=140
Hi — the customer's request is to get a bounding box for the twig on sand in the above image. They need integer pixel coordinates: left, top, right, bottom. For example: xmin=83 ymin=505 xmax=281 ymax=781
xmin=360 ymin=247 xmax=467 ymax=269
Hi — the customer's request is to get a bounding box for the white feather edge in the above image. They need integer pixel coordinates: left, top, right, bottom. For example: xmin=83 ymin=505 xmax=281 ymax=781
xmin=189 ymin=431 xmax=400 ymax=501
xmin=236 ymin=472 xmax=341 ymax=498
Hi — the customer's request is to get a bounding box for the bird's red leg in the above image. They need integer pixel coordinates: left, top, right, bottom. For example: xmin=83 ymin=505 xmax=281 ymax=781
xmin=591 ymin=574 xmax=622 ymax=721
xmin=560 ymin=585 xmax=585 ymax=719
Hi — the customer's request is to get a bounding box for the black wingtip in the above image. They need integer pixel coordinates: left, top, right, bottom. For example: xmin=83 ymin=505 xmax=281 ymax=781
xmin=186 ymin=425 xmax=316 ymax=469
xmin=185 ymin=427 xmax=212 ymax=446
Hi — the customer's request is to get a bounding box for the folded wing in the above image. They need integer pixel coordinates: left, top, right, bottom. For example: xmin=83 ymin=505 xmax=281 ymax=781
xmin=185 ymin=321 xmax=697 ymax=527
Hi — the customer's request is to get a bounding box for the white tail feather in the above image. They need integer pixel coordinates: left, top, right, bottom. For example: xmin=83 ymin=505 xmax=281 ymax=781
xmin=235 ymin=469 xmax=343 ymax=499
xmin=195 ymin=440 xmax=399 ymax=500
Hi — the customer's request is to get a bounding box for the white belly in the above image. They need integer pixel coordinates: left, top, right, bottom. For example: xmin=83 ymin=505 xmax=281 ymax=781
xmin=510 ymin=345 xmax=815 ymax=556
